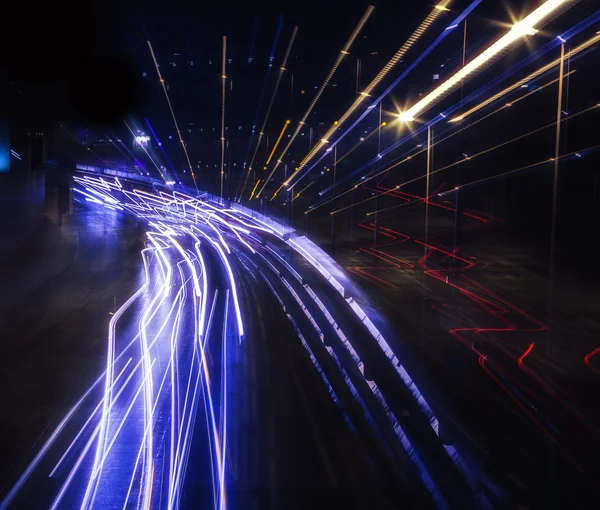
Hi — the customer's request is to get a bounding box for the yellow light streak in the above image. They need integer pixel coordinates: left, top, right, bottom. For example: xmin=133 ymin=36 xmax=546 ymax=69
xmin=335 ymin=122 xmax=387 ymax=166
xmin=339 ymin=105 xmax=598 ymax=217
xmin=258 ymin=5 xmax=375 ymax=199
xmin=287 ymin=1 xmax=453 ymax=183
xmin=439 ymin=144 xmax=600 ymax=195
xmin=399 ymin=0 xmax=571 ymax=123
xmin=249 ymin=179 xmax=260 ymax=200
xmin=402 ymin=104 xmax=598 ymax=190
xmin=293 ymin=181 xmax=314 ymax=201
xmin=313 ymin=85 xmax=595 ymax=217
xmin=266 ymin=120 xmax=291 ymax=165
xmin=450 ymin=32 xmax=600 ymax=122
xmin=238 ymin=27 xmax=298 ymax=201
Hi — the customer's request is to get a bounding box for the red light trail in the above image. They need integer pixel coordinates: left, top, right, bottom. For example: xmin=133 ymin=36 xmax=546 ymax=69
xmin=346 ymin=180 xmax=600 ymax=479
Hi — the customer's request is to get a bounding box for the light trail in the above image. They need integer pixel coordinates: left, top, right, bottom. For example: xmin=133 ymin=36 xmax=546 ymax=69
xmin=438 ymin=143 xmax=600 ymax=193
xmin=313 ymin=7 xmax=586 ymax=206
xmin=398 ymin=0 xmax=573 ymax=122
xmin=0 ymin=360 xmax=126 ymax=510
xmin=265 ymin=119 xmax=291 ymax=165
xmin=310 ymin=75 xmax=595 ymax=217
xmin=49 ymin=358 xmax=134 ymax=479
xmin=4 ymin=196 xmax=218 ymax=507
xmin=81 ymin=270 xmax=151 ymax=509
xmin=193 ymin=226 xmax=244 ymax=339
xmin=368 ymin=103 xmax=600 ymax=214
xmin=294 ymin=1 xmax=454 ymax=174
xmin=147 ymin=39 xmax=199 ymax=192
xmin=349 ymin=172 xmax=599 ymax=482
xmin=362 ymin=6 xmax=600 ymax=176
xmin=123 ymin=119 xmax=168 ymax=183
xmin=218 ymin=292 xmax=229 ymax=510
xmin=286 ymin=0 xmax=484 ymax=190
xmin=5 ymin=3 xmax=597 ymax=505
xmin=6 ymin=165 xmax=508 ymax=508
xmin=450 ymin=31 xmax=600 ymax=122
xmin=240 ymin=26 xmax=298 ymax=201
xmin=293 ymin=181 xmax=314 ymax=201
xmin=332 ymin=121 xmax=387 ymax=168
xmin=145 ymin=118 xmax=178 ymax=181
xmin=249 ymin=179 xmax=260 ymax=200
xmin=258 ymin=5 xmax=375 ymax=200
xmin=239 ymin=16 xmax=284 ymax=179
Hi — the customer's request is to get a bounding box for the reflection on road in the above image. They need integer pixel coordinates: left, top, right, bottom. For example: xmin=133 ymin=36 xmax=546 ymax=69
xmin=0 ymin=174 xmax=489 ymax=509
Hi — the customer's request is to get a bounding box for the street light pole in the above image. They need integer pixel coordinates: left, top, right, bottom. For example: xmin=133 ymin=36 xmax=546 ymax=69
xmin=453 ymin=19 xmax=468 ymax=263
xmin=350 ymin=185 xmax=355 ymax=250
xmin=425 ymin=126 xmax=433 ymax=248
xmin=373 ymin=101 xmax=382 ymax=249
xmin=549 ymin=42 xmax=565 ymax=301
xmin=544 ymin=41 xmax=566 ymax=507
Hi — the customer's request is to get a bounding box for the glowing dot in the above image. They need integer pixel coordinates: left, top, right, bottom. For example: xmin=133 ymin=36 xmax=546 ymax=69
xmin=398 ymin=112 xmax=414 ymax=122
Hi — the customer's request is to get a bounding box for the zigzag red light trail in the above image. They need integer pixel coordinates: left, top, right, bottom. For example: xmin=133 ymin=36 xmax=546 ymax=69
xmin=347 ymin=179 xmax=599 ymax=479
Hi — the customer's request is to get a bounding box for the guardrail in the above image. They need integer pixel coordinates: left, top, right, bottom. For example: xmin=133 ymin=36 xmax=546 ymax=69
xmin=75 ymin=164 xmax=162 ymax=185
xmin=287 ymin=237 xmax=346 ymax=297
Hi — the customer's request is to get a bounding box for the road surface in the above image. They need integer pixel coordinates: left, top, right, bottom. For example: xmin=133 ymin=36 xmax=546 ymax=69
xmin=0 ymin=173 xmax=491 ymax=509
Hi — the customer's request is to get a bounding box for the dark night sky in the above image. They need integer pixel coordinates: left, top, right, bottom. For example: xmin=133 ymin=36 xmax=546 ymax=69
xmin=1 ymin=0 xmax=430 ymax=128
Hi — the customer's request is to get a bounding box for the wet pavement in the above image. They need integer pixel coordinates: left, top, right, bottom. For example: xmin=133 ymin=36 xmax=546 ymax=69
xmin=0 ymin=200 xmax=145 ymax=494
xmin=298 ymin=199 xmax=600 ymax=510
